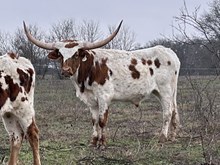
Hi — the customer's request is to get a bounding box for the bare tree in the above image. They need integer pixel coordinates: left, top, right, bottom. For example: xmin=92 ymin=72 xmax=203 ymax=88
xmin=200 ymin=0 xmax=220 ymax=41
xmin=11 ymin=25 xmax=49 ymax=76
xmin=173 ymin=0 xmax=220 ymax=63
xmin=78 ymin=19 xmax=101 ymax=42
xmin=105 ymin=24 xmax=136 ymax=51
xmin=50 ymin=19 xmax=78 ymax=41
xmin=0 ymin=31 xmax=12 ymax=55
xmin=173 ymin=1 xmax=220 ymax=164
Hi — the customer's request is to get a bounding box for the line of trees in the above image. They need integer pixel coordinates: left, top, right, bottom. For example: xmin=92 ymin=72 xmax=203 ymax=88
xmin=0 ymin=19 xmax=137 ymax=77
xmin=143 ymin=0 xmax=220 ymax=75
xmin=0 ymin=0 xmax=220 ymax=77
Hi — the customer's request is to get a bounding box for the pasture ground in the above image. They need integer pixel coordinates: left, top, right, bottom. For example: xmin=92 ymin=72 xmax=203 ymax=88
xmin=0 ymin=76 xmax=220 ymax=165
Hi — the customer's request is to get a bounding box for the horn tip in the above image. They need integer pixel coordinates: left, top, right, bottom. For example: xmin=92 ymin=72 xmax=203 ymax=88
xmin=23 ymin=21 xmax=26 ymax=27
xmin=115 ymin=20 xmax=123 ymax=33
xmin=119 ymin=20 xmax=123 ymax=27
xmin=23 ymin=21 xmax=28 ymax=33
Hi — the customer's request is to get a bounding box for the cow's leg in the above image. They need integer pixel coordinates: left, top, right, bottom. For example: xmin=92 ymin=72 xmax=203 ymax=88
xmin=159 ymin=95 xmax=173 ymax=143
xmin=98 ymin=99 xmax=109 ymax=148
xmin=89 ymin=107 xmax=100 ymax=147
xmin=2 ymin=112 xmax=23 ymax=165
xmin=98 ymin=109 xmax=108 ymax=148
xmin=169 ymin=89 xmax=180 ymax=141
xmin=26 ymin=118 xmax=41 ymax=165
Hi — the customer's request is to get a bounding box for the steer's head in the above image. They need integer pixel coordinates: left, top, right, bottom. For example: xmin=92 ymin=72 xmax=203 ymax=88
xmin=23 ymin=21 xmax=122 ymax=77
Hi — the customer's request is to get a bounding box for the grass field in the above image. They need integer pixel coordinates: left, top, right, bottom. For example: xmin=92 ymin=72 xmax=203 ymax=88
xmin=0 ymin=76 xmax=220 ymax=165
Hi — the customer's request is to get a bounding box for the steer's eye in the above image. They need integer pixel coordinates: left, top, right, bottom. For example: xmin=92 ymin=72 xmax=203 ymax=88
xmin=73 ymin=54 xmax=78 ymax=59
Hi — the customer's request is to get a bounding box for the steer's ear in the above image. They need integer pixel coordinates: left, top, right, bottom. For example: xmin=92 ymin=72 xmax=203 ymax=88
xmin=48 ymin=49 xmax=61 ymax=60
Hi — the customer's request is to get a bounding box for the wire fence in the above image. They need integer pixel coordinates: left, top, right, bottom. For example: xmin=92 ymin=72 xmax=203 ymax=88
xmin=180 ymin=68 xmax=220 ymax=76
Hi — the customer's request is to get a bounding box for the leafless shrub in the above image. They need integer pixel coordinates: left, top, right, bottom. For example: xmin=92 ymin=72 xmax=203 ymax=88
xmin=173 ymin=1 xmax=220 ymax=164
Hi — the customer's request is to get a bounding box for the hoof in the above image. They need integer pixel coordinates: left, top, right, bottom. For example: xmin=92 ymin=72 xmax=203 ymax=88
xmin=88 ymin=143 xmax=97 ymax=148
xmin=97 ymin=144 xmax=107 ymax=150
xmin=169 ymin=135 xmax=177 ymax=142
xmin=159 ymin=134 xmax=167 ymax=143
xmin=89 ymin=136 xmax=98 ymax=148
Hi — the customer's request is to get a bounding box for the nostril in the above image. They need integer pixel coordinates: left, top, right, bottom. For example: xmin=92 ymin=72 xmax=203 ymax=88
xmin=62 ymin=67 xmax=70 ymax=72
xmin=62 ymin=67 xmax=73 ymax=77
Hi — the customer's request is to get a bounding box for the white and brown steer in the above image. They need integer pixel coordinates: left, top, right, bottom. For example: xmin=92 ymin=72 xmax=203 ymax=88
xmin=23 ymin=21 xmax=181 ymax=148
xmin=0 ymin=53 xmax=40 ymax=165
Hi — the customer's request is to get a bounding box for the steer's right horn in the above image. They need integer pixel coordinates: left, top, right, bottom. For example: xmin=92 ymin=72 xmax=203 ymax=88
xmin=23 ymin=21 xmax=56 ymax=50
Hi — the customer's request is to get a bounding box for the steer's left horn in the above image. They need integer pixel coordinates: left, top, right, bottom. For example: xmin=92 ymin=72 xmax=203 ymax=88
xmin=23 ymin=21 xmax=56 ymax=50
xmin=82 ymin=20 xmax=123 ymax=50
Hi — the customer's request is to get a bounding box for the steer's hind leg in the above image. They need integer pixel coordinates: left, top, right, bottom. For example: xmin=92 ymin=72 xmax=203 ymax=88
xmin=2 ymin=112 xmax=24 ymax=165
xmin=159 ymin=96 xmax=173 ymax=143
xmin=169 ymin=96 xmax=180 ymax=141
xmin=26 ymin=118 xmax=41 ymax=165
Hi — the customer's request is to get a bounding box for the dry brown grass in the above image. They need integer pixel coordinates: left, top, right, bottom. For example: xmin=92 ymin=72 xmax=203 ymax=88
xmin=0 ymin=76 xmax=219 ymax=165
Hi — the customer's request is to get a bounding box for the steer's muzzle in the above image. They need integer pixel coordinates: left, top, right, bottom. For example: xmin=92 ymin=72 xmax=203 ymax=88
xmin=61 ymin=67 xmax=73 ymax=77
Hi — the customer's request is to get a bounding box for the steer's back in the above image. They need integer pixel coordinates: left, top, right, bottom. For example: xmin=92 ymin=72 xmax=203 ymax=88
xmin=93 ymin=45 xmax=180 ymax=103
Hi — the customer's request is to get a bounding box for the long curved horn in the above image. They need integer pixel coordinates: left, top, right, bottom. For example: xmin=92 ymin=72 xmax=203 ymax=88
xmin=23 ymin=21 xmax=56 ymax=50
xmin=82 ymin=20 xmax=123 ymax=50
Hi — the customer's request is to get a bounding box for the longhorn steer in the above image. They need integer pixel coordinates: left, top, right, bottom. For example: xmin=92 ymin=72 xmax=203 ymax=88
xmin=0 ymin=53 xmax=40 ymax=165
xmin=23 ymin=21 xmax=181 ymax=148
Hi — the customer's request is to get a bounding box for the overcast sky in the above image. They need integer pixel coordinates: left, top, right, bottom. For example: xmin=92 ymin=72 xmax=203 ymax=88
xmin=0 ymin=0 xmax=211 ymax=44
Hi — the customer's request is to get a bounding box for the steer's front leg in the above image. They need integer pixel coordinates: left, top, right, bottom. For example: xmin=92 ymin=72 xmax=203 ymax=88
xmin=98 ymin=109 xmax=109 ymax=149
xmin=89 ymin=107 xmax=100 ymax=147
xmin=98 ymin=100 xmax=110 ymax=149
